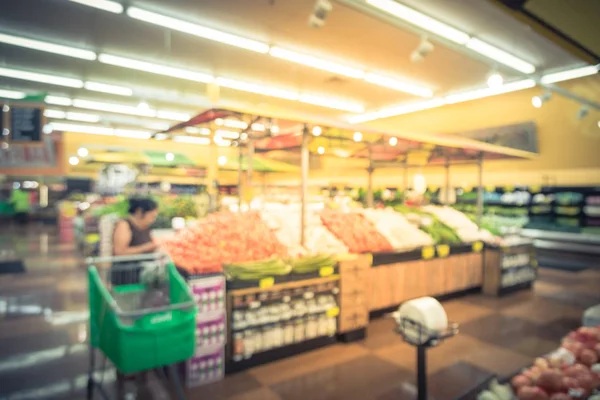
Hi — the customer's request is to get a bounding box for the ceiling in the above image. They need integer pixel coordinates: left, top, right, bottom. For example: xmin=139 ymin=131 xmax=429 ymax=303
xmin=0 ymin=0 xmax=591 ymax=137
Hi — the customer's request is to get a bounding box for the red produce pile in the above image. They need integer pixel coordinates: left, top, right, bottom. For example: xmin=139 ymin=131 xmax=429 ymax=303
xmin=161 ymin=211 xmax=288 ymax=275
xmin=320 ymin=210 xmax=393 ymax=253
xmin=511 ymin=325 xmax=600 ymax=400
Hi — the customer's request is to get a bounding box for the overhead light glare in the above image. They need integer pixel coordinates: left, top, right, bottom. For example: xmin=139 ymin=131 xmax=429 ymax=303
xmin=77 ymin=147 xmax=89 ymax=157
xmin=185 ymin=127 xmax=211 ymax=135
xmin=114 ymin=129 xmax=152 ymax=139
xmin=69 ymin=0 xmax=123 ymax=13
xmin=312 ymin=126 xmax=322 ymax=136
xmin=69 ymin=156 xmax=80 ymax=166
xmin=389 ymin=137 xmax=398 ymax=146
xmin=466 ymin=38 xmax=535 ymax=74
xmin=444 ymin=79 xmax=536 ymax=104
xmin=173 ymin=135 xmax=211 ymax=145
xmin=364 ymin=73 xmax=433 ymax=97
xmin=215 ymin=119 xmax=248 ymax=129
xmin=127 ymin=7 xmax=269 ymax=53
xmin=269 ymin=47 xmax=365 ymax=79
xmin=0 ymin=32 xmax=97 ymax=60
xmin=0 ymin=67 xmax=83 ymax=88
xmin=98 ymin=53 xmax=214 ymax=83
xmin=72 ymin=98 xmax=156 ymax=117
xmin=299 ymin=94 xmax=364 ymax=113
xmin=217 ymin=156 xmax=227 ymax=166
xmin=216 ymin=77 xmax=299 ymax=100
xmin=317 ymin=146 xmax=325 ymax=155
xmin=349 ymin=98 xmax=445 ymax=123
xmin=353 ymin=131 xmax=363 ymax=142
xmin=50 ymin=122 xmax=114 ymax=135
xmin=486 ymin=73 xmax=503 ymax=88
xmin=0 ymin=89 xmax=26 ymax=99
xmin=540 ymin=65 xmax=599 ymax=84
xmin=366 ymin=0 xmax=470 ymax=44
xmin=215 ymin=129 xmax=240 ymax=139
xmin=165 ymin=152 xmax=175 ymax=161
xmin=156 ymin=110 xmax=190 ymax=122
xmin=45 ymin=95 xmax=72 ymax=106
xmin=531 ymin=91 xmax=551 ymax=109
xmin=84 ymin=81 xmax=133 ymax=96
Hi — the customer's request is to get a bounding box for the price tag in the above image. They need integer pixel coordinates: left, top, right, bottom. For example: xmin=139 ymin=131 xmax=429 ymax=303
xmin=462 ymin=185 xmax=473 ymax=192
xmin=326 ymin=307 xmax=340 ymax=318
xmin=531 ymin=259 xmax=539 ymax=268
xmin=436 ymin=244 xmax=450 ymax=258
xmin=428 ymin=185 xmax=438 ymax=193
xmin=421 ymin=246 xmax=435 ymax=260
xmin=472 ymin=241 xmax=483 ymax=253
xmin=485 ymin=185 xmax=496 ymax=193
xmin=259 ymin=277 xmax=274 ymax=289
xmin=529 ymin=185 xmax=541 ymax=194
xmin=85 ymin=233 xmax=100 ymax=244
xmin=365 ymin=253 xmax=373 ymax=265
xmin=504 ymin=184 xmax=515 ymax=192
xmin=319 ymin=266 xmax=334 ymax=277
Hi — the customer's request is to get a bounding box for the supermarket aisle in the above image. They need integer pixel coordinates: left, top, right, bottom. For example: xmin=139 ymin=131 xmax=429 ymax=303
xmin=0 ymin=228 xmax=599 ymax=400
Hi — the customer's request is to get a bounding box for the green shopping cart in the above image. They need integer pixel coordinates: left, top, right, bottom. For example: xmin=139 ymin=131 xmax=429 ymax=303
xmin=87 ymin=253 xmax=197 ymax=399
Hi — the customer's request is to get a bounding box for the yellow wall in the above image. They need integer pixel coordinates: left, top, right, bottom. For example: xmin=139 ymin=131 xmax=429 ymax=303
xmin=269 ymin=76 xmax=600 ymax=188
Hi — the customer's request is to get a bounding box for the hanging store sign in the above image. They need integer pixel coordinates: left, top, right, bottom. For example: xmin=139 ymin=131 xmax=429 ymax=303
xmin=10 ymin=106 xmax=42 ymax=142
xmin=454 ymin=121 xmax=539 ymax=154
xmin=0 ymin=137 xmax=57 ymax=168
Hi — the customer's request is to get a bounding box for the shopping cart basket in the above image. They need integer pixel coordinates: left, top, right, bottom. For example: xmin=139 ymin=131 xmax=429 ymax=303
xmin=87 ymin=253 xmax=197 ymax=399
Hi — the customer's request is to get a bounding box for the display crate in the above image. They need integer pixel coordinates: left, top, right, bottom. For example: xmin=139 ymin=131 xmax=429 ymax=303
xmin=482 ymin=239 xmax=537 ymax=296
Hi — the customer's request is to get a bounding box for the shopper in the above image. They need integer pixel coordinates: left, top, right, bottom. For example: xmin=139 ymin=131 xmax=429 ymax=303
xmin=10 ymin=186 xmax=30 ymax=225
xmin=112 ymin=197 xmax=159 ymax=285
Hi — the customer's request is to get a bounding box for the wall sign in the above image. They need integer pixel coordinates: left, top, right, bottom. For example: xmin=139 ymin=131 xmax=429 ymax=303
xmin=10 ymin=106 xmax=42 ymax=142
xmin=0 ymin=137 xmax=57 ymax=168
xmin=454 ymin=121 xmax=539 ymax=154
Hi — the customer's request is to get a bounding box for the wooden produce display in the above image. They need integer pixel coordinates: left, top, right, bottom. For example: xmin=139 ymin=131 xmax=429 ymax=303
xmin=337 ymin=254 xmax=372 ymax=336
xmin=482 ymin=238 xmax=537 ymax=296
xmin=367 ymin=244 xmax=484 ymax=312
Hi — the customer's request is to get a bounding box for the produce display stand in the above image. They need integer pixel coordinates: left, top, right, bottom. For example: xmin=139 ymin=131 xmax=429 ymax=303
xmin=225 ymin=275 xmax=340 ymax=373
xmin=482 ymin=238 xmax=537 ymax=296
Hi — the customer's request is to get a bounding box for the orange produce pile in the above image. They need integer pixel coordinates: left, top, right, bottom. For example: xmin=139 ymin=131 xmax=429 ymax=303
xmin=320 ymin=209 xmax=393 ymax=253
xmin=161 ymin=211 xmax=288 ymax=275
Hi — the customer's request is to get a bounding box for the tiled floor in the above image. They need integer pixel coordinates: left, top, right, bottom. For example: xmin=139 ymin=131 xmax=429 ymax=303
xmin=1 ymin=226 xmax=599 ymax=400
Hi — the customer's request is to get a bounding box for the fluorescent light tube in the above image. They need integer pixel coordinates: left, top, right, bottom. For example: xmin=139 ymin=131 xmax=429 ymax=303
xmin=364 ymin=73 xmax=433 ymax=97
xmin=84 ymin=81 xmax=133 ymax=96
xmin=144 ymin=122 xmax=171 ymax=131
xmin=215 ymin=129 xmax=240 ymax=139
xmin=299 ymin=94 xmax=365 ymax=113
xmin=216 ymin=77 xmax=299 ymax=100
xmin=114 ymin=129 xmax=152 ymax=139
xmin=185 ymin=127 xmax=211 ymax=135
xmin=0 ymin=89 xmax=26 ymax=99
xmin=349 ymin=98 xmax=445 ymax=123
xmin=466 ymin=38 xmax=535 ymax=74
xmin=69 ymin=0 xmax=123 ymax=14
xmin=444 ymin=79 xmax=536 ymax=104
xmin=45 ymin=95 xmax=72 ymax=106
xmin=0 ymin=67 xmax=83 ymax=88
xmin=215 ymin=118 xmax=248 ymax=129
xmin=173 ymin=135 xmax=211 ymax=145
xmin=0 ymin=33 xmax=96 ymax=61
xmin=72 ymin=99 xmax=156 ymax=117
xmin=214 ymin=137 xmax=232 ymax=147
xmin=250 ymin=123 xmax=265 ymax=131
xmin=366 ymin=0 xmax=470 ymax=44
xmin=98 ymin=54 xmax=214 ymax=83
xmin=540 ymin=65 xmax=599 ymax=84
xmin=50 ymin=122 xmax=114 ymax=135
xmin=44 ymin=109 xmax=101 ymax=123
xmin=154 ymin=133 xmax=169 ymax=140
xmin=156 ymin=110 xmax=190 ymax=122
xmin=269 ymin=47 xmax=365 ymax=79
xmin=127 ymin=7 xmax=269 ymax=53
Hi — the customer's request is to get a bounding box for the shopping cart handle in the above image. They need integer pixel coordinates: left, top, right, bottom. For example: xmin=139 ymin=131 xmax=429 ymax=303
xmin=85 ymin=252 xmax=169 ymax=265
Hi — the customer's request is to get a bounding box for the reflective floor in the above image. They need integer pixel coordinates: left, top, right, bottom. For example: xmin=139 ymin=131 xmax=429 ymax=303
xmin=1 ymin=226 xmax=599 ymax=400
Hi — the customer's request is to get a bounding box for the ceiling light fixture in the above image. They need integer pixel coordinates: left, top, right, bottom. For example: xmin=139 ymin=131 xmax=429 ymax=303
xmin=364 ymin=73 xmax=433 ymax=97
xmin=298 ymin=94 xmax=364 ymax=113
xmin=44 ymin=109 xmax=101 ymax=123
xmin=114 ymin=129 xmax=152 ymax=139
xmin=389 ymin=137 xmax=398 ymax=146
xmin=0 ymin=32 xmax=97 ymax=60
xmin=269 ymin=46 xmax=365 ymax=79
xmin=98 ymin=53 xmax=214 ymax=83
xmin=215 ymin=118 xmax=248 ymax=129
xmin=45 ymin=95 xmax=72 ymax=106
xmin=531 ymin=90 xmax=551 ymax=108
xmin=173 ymin=135 xmax=211 ymax=145
xmin=0 ymin=67 xmax=83 ymax=88
xmin=218 ymin=156 xmax=227 ymax=166
xmin=127 ymin=7 xmax=269 ymax=53
xmin=77 ymin=147 xmax=89 ymax=157
xmin=69 ymin=156 xmax=80 ymax=166
xmin=486 ymin=72 xmax=503 ymax=88
xmin=0 ymin=89 xmax=26 ymax=99
xmin=216 ymin=77 xmax=299 ymax=101
xmin=68 ymin=0 xmax=123 ymax=14
xmin=215 ymin=129 xmax=240 ymax=139
xmin=540 ymin=65 xmax=599 ymax=84
xmin=349 ymin=98 xmax=445 ymax=123
xmin=185 ymin=127 xmax=211 ymax=135
xmin=214 ymin=136 xmax=232 ymax=147
xmin=50 ymin=122 xmax=114 ymax=135
xmin=445 ymin=79 xmax=536 ymax=104
xmin=466 ymin=38 xmax=535 ymax=74
xmin=72 ymin=98 xmax=156 ymax=117
xmin=156 ymin=110 xmax=190 ymax=122
xmin=84 ymin=81 xmax=133 ymax=96
xmin=353 ymin=131 xmax=363 ymax=142
xmin=366 ymin=0 xmax=470 ymax=44
xmin=312 ymin=126 xmax=322 ymax=136
xmin=317 ymin=146 xmax=325 ymax=154
xmin=165 ymin=152 xmax=175 ymax=161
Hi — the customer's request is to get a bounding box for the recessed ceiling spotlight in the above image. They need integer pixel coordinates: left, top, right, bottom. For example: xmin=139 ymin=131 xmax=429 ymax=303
xmin=577 ymin=105 xmax=589 ymax=120
xmin=389 ymin=137 xmax=398 ymax=146
xmin=317 ymin=146 xmax=325 ymax=154
xmin=353 ymin=131 xmax=363 ymax=142
xmin=308 ymin=0 xmax=333 ymax=28
xmin=312 ymin=126 xmax=322 ymax=136
xmin=410 ymin=37 xmax=434 ymax=63
xmin=487 ymin=72 xmax=503 ymax=88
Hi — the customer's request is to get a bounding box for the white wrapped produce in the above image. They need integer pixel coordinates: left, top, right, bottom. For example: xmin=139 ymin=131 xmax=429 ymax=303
xmin=421 ymin=205 xmax=492 ymax=243
xmin=359 ymin=208 xmax=433 ymax=251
